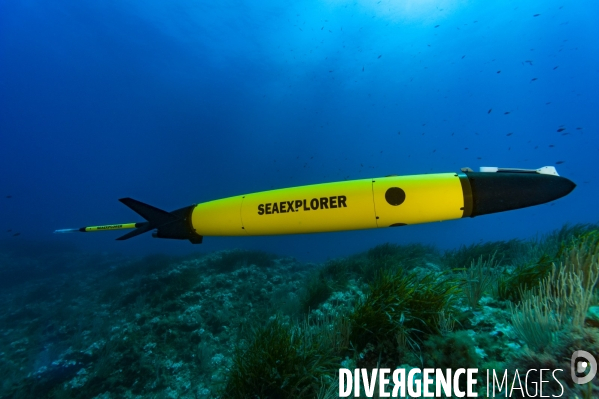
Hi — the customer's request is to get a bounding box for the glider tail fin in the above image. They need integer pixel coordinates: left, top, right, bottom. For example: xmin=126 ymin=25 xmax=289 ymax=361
xmin=117 ymin=198 xmax=203 ymax=244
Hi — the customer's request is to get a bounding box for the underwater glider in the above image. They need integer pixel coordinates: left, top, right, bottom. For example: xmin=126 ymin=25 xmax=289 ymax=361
xmin=54 ymin=166 xmax=575 ymax=244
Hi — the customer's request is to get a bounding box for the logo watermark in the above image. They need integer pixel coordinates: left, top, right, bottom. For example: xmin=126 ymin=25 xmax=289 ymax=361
xmin=571 ymin=350 xmax=597 ymax=385
xmin=337 ymin=351 xmax=596 ymax=398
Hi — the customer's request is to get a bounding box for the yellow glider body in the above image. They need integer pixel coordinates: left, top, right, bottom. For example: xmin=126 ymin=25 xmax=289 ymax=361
xmin=193 ymin=173 xmax=465 ymax=237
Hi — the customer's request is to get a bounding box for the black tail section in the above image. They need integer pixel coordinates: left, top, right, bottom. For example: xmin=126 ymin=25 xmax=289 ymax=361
xmin=117 ymin=198 xmax=203 ymax=244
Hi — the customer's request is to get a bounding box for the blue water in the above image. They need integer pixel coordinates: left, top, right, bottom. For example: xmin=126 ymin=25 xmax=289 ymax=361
xmin=1 ymin=0 xmax=597 ymax=260
xmin=2 ymin=2 xmax=599 ymax=398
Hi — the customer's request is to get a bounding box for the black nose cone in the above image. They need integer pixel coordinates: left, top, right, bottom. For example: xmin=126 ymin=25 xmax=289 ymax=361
xmin=466 ymin=172 xmax=576 ymax=217
xmin=550 ymin=175 xmax=577 ymax=198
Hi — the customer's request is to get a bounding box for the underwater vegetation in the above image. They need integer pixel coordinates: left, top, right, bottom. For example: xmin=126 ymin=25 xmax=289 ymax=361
xmin=442 ymin=238 xmax=523 ymax=270
xmin=0 ymin=223 xmax=598 ymax=398
xmin=349 ymin=268 xmax=459 ymax=353
xmin=497 ymin=224 xmax=599 ymax=303
xmin=507 ymin=229 xmax=599 ymax=397
xmin=461 ymin=254 xmax=500 ymax=309
xmin=223 ymin=317 xmax=341 ymax=399
xmin=299 ymin=242 xmax=439 ymax=313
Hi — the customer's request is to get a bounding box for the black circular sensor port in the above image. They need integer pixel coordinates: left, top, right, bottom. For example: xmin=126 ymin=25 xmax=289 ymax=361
xmin=385 ymin=187 xmax=406 ymax=206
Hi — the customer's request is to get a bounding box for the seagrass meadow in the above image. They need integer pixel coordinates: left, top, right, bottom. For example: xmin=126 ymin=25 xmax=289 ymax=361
xmin=1 ymin=223 xmax=598 ymax=398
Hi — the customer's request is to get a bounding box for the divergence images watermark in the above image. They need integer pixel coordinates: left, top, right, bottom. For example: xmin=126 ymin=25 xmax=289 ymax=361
xmin=338 ymin=350 xmax=597 ymax=398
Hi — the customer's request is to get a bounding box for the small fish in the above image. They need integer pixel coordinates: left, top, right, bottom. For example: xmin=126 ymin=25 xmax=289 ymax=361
xmin=6 ymin=229 xmax=11 ymax=232
xmin=525 ymin=60 xmax=533 ymax=65
xmin=434 ymin=25 xmax=440 ymax=28
xmin=553 ymin=66 xmax=559 ymax=70
xmin=556 ymin=161 xmax=565 ymax=164
xmin=497 ymin=70 xmax=501 ymax=74
xmin=13 ymin=233 xmax=20 ymax=237
xmin=378 ymin=55 xmax=382 ymax=59
xmin=464 ymin=147 xmax=469 ymax=150
xmin=477 ymin=157 xmax=482 ymax=160
xmin=557 ymin=128 xmax=565 ymax=132
xmin=576 ymin=127 xmax=583 ymax=130
xmin=549 ymin=145 xmax=555 ymax=147
xmin=504 ymin=111 xmax=510 ymax=114
xmin=5 ymin=195 xmax=11 ymax=198
xmin=535 ymin=146 xmax=538 ymax=149
xmin=461 ymin=55 xmax=466 ymax=59
xmin=531 ymin=78 xmax=537 ymax=81
xmin=507 ymin=133 xmax=513 ymax=136
xmin=533 ymin=14 xmax=541 ymax=17
xmin=362 ymin=66 xmax=364 ymax=72
xmin=562 ymin=133 xmax=570 ymax=136
xmin=488 ymin=108 xmax=492 ymax=114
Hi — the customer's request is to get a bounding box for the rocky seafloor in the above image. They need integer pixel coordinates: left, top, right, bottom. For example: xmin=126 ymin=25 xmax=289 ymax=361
xmin=1 ymin=224 xmax=598 ymax=399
